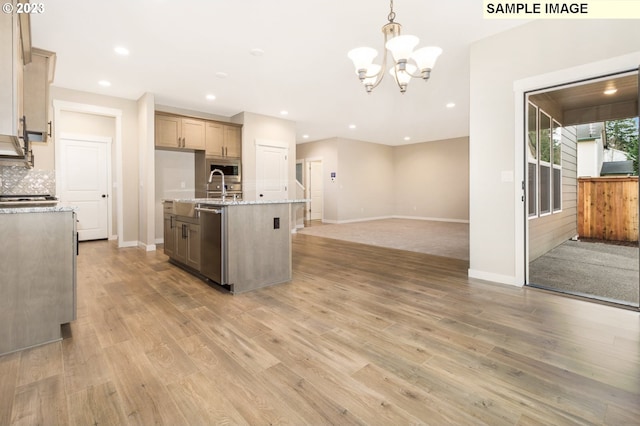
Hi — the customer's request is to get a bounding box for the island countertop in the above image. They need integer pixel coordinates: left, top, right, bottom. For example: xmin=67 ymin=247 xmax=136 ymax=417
xmin=163 ymin=198 xmax=309 ymax=206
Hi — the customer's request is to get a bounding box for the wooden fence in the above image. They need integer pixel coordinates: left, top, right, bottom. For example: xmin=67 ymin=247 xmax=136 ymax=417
xmin=578 ymin=177 xmax=639 ymax=242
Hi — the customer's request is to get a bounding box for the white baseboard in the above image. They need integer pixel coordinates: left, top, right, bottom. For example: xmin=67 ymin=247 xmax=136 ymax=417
xmin=320 ymin=215 xmax=469 ymax=225
xmin=138 ymin=242 xmax=157 ymax=252
xmin=118 ymin=240 xmax=138 ymax=248
xmin=328 ymin=215 xmax=394 ymax=225
xmin=392 ymin=215 xmax=470 ymax=224
xmin=468 ymin=268 xmax=521 ymax=287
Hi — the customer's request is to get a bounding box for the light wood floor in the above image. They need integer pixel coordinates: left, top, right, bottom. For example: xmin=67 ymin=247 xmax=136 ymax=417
xmin=1 ymin=234 xmax=639 ymax=425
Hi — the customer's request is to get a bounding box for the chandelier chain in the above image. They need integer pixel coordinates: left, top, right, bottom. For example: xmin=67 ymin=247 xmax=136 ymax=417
xmin=388 ymin=0 xmax=396 ymax=22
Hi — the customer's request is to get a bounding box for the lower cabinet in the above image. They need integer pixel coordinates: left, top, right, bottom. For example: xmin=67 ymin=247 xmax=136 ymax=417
xmin=163 ymin=213 xmax=175 ymax=257
xmin=0 ymin=209 xmax=77 ymax=355
xmin=174 ymin=219 xmax=201 ymax=271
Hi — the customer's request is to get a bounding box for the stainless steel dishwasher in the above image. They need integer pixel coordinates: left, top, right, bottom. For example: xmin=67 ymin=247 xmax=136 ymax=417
xmin=196 ymin=206 xmax=226 ymax=285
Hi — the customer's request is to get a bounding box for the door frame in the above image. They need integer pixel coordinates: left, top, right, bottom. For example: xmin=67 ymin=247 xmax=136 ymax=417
xmin=53 ymin=100 xmax=124 ymax=247
xmin=306 ymin=158 xmax=324 ymax=222
xmin=58 ymin=133 xmax=113 ymax=240
xmin=513 ymin=52 xmax=640 ymax=286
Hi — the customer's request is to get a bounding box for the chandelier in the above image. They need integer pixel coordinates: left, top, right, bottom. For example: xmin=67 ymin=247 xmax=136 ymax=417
xmin=347 ymin=0 xmax=442 ymax=94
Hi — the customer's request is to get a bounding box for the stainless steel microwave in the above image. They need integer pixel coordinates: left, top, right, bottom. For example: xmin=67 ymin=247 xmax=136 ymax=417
xmin=206 ymin=158 xmax=241 ymax=183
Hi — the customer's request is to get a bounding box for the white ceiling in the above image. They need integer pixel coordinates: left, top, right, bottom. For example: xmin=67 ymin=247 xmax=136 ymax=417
xmin=30 ymin=0 xmax=528 ymax=146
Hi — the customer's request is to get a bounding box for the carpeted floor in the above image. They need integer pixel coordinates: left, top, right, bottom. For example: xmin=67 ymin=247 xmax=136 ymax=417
xmin=297 ymin=218 xmax=469 ymax=261
xmin=529 ymin=240 xmax=639 ymax=305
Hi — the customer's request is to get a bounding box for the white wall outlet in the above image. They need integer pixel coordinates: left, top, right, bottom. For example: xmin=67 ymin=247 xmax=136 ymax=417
xmin=180 ymin=181 xmax=186 ymax=189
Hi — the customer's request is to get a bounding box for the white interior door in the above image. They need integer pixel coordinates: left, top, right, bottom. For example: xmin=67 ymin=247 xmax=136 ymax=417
xmin=59 ymin=136 xmax=110 ymax=241
xmin=256 ymin=144 xmax=288 ymax=200
xmin=308 ymin=160 xmax=323 ymax=220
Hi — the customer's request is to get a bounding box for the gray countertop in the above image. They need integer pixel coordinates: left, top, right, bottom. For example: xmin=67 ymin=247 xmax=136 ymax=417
xmin=0 ymin=206 xmax=75 ymax=214
xmin=163 ymin=198 xmax=309 ymax=206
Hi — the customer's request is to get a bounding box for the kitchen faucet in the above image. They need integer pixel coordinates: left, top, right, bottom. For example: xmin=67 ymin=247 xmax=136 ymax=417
xmin=208 ymin=168 xmax=227 ymax=200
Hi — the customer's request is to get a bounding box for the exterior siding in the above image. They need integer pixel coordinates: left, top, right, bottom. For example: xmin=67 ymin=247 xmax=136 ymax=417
xmin=529 ymin=125 xmax=578 ymax=261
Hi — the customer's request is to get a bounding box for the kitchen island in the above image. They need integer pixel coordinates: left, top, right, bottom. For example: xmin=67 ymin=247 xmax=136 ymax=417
xmin=163 ymin=198 xmax=306 ymax=294
xmin=0 ymin=206 xmax=77 ymax=355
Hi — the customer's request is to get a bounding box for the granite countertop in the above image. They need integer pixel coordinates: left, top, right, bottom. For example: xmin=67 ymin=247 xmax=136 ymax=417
xmin=0 ymin=206 xmax=75 ymax=214
xmin=164 ymin=198 xmax=309 ymax=206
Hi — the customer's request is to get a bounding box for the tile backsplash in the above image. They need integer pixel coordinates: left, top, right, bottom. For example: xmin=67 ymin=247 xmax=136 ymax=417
xmin=0 ymin=166 xmax=56 ymax=195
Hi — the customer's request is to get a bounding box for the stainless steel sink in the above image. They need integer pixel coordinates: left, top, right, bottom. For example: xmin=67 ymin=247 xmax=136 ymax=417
xmin=172 ymin=201 xmax=197 ymax=217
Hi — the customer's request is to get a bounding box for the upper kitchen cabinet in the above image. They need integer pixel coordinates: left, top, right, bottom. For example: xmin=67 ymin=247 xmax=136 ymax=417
xmin=0 ymin=0 xmax=32 ymax=164
xmin=23 ymin=48 xmax=56 ymax=142
xmin=205 ymin=121 xmax=241 ymax=158
xmin=155 ymin=113 xmax=205 ymax=151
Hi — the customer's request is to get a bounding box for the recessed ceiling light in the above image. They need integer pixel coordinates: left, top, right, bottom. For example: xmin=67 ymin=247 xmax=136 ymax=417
xmin=446 ymin=102 xmax=456 ymax=108
xmin=215 ymin=72 xmax=228 ymax=79
xmin=302 ymin=134 xmax=309 ymax=139
xmin=206 ymin=94 xmax=216 ymax=101
xmin=348 ymin=124 xmax=356 ymax=129
xmin=280 ymin=110 xmax=288 ymax=116
xmin=114 ymin=46 xmax=129 ymax=56
xmin=403 ymin=136 xmax=411 ymax=141
xmin=604 ymin=88 xmax=617 ymax=95
xmin=98 ymin=80 xmax=111 ymax=87
xmin=250 ymin=48 xmax=264 ymax=56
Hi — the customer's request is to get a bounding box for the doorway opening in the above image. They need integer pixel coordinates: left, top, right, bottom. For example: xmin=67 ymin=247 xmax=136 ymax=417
xmin=306 ymin=159 xmax=323 ymax=224
xmin=525 ymin=71 xmax=639 ymax=308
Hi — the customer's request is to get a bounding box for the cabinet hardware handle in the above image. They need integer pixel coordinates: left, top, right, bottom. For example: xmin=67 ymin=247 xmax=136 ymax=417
xmin=47 ymin=121 xmax=52 ymax=137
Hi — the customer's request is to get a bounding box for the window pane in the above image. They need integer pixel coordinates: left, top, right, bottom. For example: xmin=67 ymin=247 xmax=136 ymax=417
xmin=540 ymin=164 xmax=551 ymax=214
xmin=553 ymin=167 xmax=561 ymax=211
xmin=528 ymin=162 xmax=537 ymax=216
xmin=527 ymin=103 xmax=537 ymax=161
xmin=553 ymin=121 xmax=562 ymax=166
xmin=539 ymin=112 xmax=551 ymax=163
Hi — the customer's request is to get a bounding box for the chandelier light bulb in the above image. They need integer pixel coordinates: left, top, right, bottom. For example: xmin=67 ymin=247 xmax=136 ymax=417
xmin=348 ymin=47 xmax=378 ymax=76
xmin=411 ymin=46 xmax=442 ymax=75
xmin=385 ymin=34 xmax=419 ymax=62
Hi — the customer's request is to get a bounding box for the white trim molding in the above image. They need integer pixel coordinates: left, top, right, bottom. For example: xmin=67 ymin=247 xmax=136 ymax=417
xmin=468 ymin=269 xmax=520 ymax=287
xmin=53 ymin=100 xmax=125 ymax=248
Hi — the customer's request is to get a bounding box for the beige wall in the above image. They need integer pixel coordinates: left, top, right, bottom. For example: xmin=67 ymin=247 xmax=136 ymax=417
xmin=296 ymin=138 xmax=339 ymax=222
xmin=297 ymin=136 xmax=468 ymax=223
xmin=50 ymin=86 xmax=140 ymax=244
xmin=394 ymin=137 xmax=469 ymax=222
xmin=469 ymin=20 xmax=640 ymax=285
xmin=154 ymin=150 xmax=196 ymax=241
xmin=337 ymin=138 xmax=394 ymax=222
xmin=138 ymin=93 xmax=155 ymax=249
xmin=233 ymin=112 xmax=297 ymax=202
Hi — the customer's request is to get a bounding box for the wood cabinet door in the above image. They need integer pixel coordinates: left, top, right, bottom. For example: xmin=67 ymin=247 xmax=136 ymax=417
xmin=23 ymin=48 xmax=54 ymax=141
xmin=174 ymin=221 xmax=188 ymax=264
xmin=155 ymin=115 xmax=181 ymax=148
xmin=224 ymin=125 xmax=241 ymax=158
xmin=182 ymin=118 xmax=205 ymax=150
xmin=186 ymin=223 xmax=201 ymax=270
xmin=205 ymin=121 xmax=224 ymax=156
xmin=163 ymin=214 xmax=175 ymax=257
